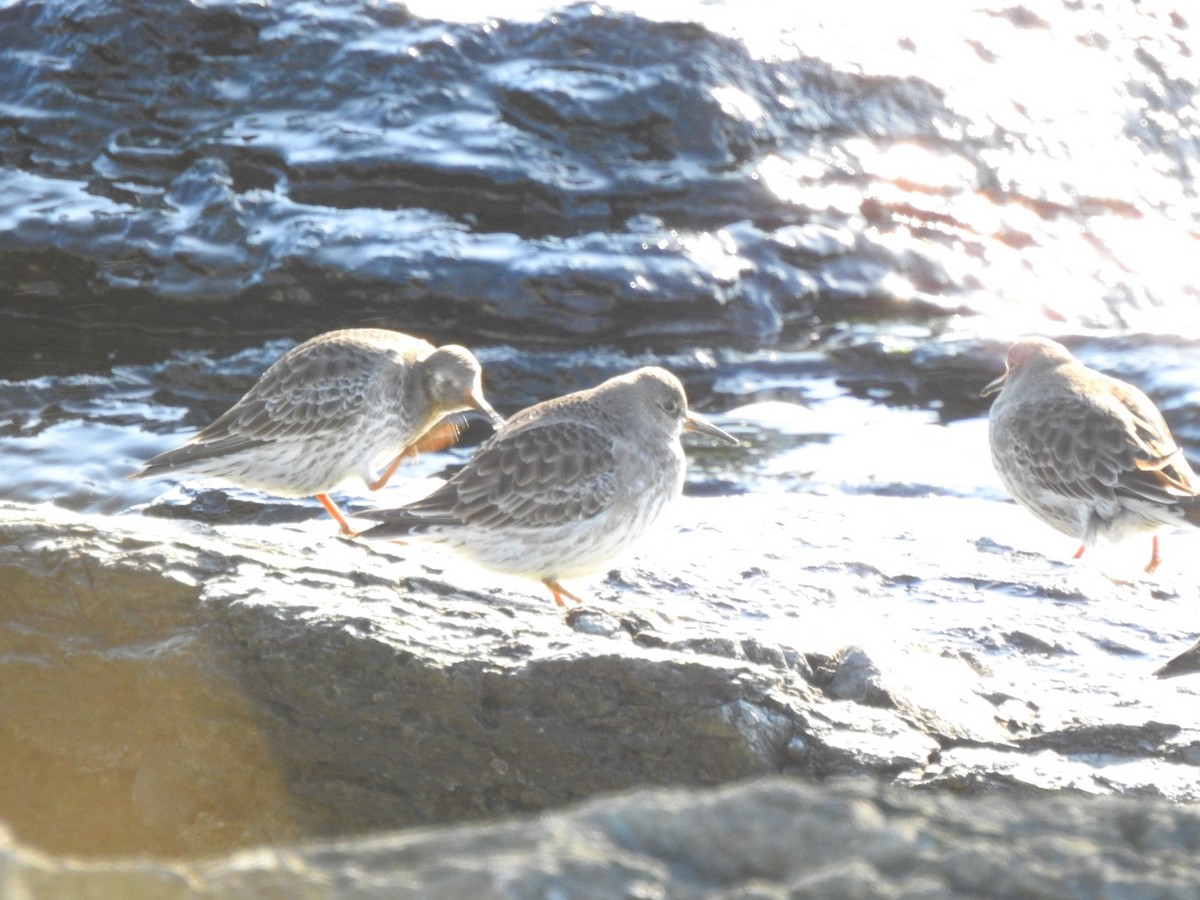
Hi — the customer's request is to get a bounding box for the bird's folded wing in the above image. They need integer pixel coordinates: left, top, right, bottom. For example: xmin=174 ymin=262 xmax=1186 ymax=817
xmin=361 ymin=419 xmax=618 ymax=534
xmin=1012 ymin=394 xmax=1198 ymax=509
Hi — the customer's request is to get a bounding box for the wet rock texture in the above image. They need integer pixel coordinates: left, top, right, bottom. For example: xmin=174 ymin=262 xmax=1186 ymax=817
xmin=3 ymin=497 xmax=1199 ymax=892
xmin=0 ymin=501 xmax=811 ymax=858
xmin=6 ymin=0 xmax=1191 ymax=375
xmin=6 ymin=776 xmax=1200 ymax=898
xmin=1 ymin=0 xmax=890 ymax=350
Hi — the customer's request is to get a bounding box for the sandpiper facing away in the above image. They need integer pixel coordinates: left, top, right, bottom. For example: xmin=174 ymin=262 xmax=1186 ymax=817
xmin=131 ymin=328 xmax=502 ymax=534
xmin=356 ymin=366 xmax=739 ymax=606
xmin=982 ymin=336 xmax=1200 ymax=573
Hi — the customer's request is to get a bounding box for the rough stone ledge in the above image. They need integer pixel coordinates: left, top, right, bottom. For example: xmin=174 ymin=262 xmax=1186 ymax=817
xmin=6 ymin=776 xmax=1200 ymax=899
xmin=0 ymin=500 xmax=830 ymax=859
xmin=1 ymin=497 xmax=1197 ymax=868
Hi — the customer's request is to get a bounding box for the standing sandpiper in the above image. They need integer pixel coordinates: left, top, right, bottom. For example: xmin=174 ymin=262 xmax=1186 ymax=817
xmin=131 ymin=328 xmax=502 ymax=534
xmin=982 ymin=336 xmax=1200 ymax=572
xmin=356 ymin=366 xmax=738 ymax=605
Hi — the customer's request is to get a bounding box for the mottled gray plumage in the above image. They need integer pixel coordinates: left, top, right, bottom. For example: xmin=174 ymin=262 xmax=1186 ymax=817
xmin=982 ymin=336 xmax=1200 ymax=572
xmin=357 ymin=366 xmax=738 ymax=605
xmin=131 ymin=328 xmax=501 ymax=533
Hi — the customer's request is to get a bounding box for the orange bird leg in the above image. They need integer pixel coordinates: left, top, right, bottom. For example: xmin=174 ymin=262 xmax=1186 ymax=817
xmin=315 ymin=493 xmax=356 ymax=536
xmin=367 ymin=452 xmax=407 ymax=492
xmin=542 ymin=578 xmax=582 ymax=607
xmin=1145 ymin=534 xmax=1161 ymax=574
xmin=1073 ymin=544 xmax=1086 ymax=560
xmin=368 ymin=421 xmax=462 ymax=492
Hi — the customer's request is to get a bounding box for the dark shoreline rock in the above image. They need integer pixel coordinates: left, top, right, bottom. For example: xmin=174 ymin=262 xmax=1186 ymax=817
xmin=3 ymin=495 xmax=1198 ymax=870
xmin=6 ymin=776 xmax=1200 ymax=898
xmin=0 ymin=500 xmax=814 ymax=858
xmin=0 ymin=0 xmax=970 ymax=357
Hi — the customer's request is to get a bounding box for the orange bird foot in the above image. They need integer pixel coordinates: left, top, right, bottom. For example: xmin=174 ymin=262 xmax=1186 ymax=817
xmin=1144 ymin=535 xmax=1161 ymax=574
xmin=316 ymin=493 xmax=356 ymax=536
xmin=543 ymin=578 xmax=582 ymax=607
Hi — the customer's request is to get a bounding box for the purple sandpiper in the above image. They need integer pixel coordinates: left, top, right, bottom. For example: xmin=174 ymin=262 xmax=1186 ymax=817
xmin=356 ymin=366 xmax=738 ymax=605
xmin=982 ymin=336 xmax=1200 ymax=572
xmin=131 ymin=328 xmax=501 ymax=534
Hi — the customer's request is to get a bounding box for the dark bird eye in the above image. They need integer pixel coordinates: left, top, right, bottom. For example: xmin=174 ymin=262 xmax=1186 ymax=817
xmin=661 ymin=398 xmax=681 ymax=416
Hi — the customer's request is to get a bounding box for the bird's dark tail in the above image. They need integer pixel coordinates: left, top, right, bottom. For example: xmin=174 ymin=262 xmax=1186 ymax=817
xmin=1154 ymin=638 xmax=1200 ymax=679
xmin=1181 ymin=494 xmax=1200 ymax=530
xmin=355 ymin=521 xmax=419 ymax=541
xmin=355 ymin=504 xmax=459 ymax=541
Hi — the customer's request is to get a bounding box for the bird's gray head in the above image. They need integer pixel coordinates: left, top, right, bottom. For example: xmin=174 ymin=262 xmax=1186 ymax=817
xmin=422 ymin=345 xmax=503 ymax=426
xmin=617 ymin=367 xmax=738 ymax=445
xmin=981 ymin=337 xmax=1075 ymax=398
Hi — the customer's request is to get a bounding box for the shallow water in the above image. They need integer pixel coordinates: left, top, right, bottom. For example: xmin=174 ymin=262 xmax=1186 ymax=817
xmin=2 ymin=0 xmax=1200 ymax=803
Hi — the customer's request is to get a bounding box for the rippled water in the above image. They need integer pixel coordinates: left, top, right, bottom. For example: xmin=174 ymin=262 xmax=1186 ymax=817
xmin=3 ymin=0 xmax=1200 ymax=798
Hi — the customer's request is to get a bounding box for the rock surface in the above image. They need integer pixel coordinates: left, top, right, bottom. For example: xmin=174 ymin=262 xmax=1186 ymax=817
xmin=6 ymin=776 xmax=1200 ymax=899
xmin=0 ymin=498 xmax=822 ymax=858
xmin=2 ymin=493 xmax=1199 ymax=878
xmin=4 ymin=0 xmax=1196 ymax=379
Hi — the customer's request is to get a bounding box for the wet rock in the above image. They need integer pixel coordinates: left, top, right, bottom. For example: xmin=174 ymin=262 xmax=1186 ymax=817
xmin=3 ymin=486 xmax=1200 ymax=868
xmin=820 ymin=644 xmax=1013 ymax=746
xmin=786 ymin=702 xmax=941 ymax=777
xmin=6 ymin=777 xmax=1200 ymax=898
xmin=0 ymin=500 xmax=827 ymax=858
xmin=825 ymin=645 xmax=890 ymax=705
xmin=0 ymin=0 xmax=969 ymax=355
